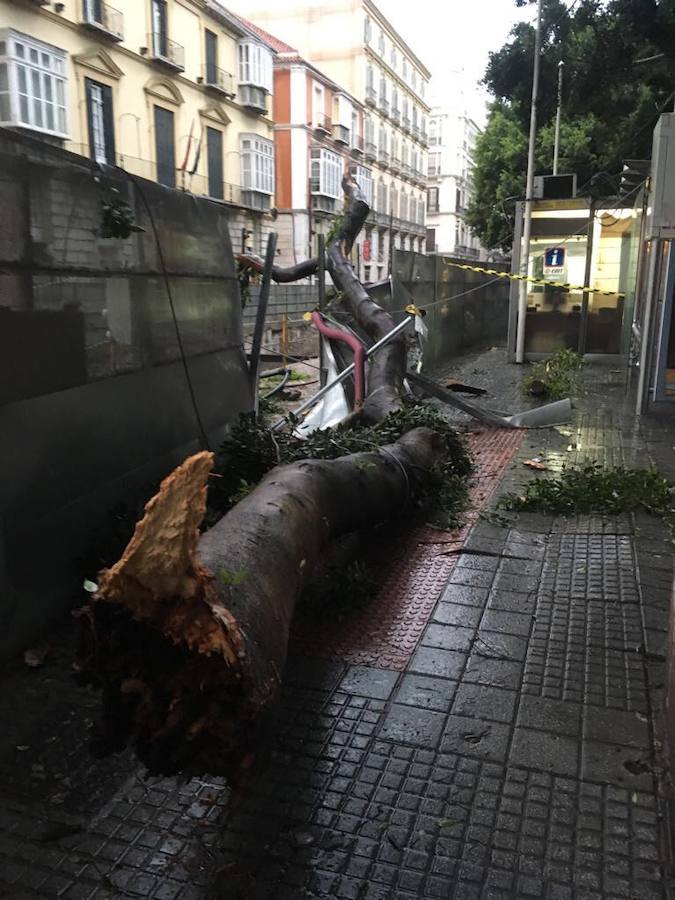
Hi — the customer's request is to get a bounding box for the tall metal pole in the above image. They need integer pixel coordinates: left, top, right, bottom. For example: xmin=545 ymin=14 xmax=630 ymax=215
xmin=553 ymin=60 xmax=564 ymax=176
xmin=515 ymin=0 xmax=544 ymax=364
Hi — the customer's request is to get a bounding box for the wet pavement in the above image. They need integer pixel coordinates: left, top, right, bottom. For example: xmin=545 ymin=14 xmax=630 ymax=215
xmin=1 ymin=347 xmax=674 ymax=898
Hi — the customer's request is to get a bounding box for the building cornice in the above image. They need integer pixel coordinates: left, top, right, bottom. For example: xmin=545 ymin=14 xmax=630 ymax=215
xmin=363 ymin=0 xmax=432 ymax=80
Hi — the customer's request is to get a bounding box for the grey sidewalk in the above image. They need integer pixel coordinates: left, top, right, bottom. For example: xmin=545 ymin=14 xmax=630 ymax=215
xmin=0 ymin=350 xmax=673 ymax=899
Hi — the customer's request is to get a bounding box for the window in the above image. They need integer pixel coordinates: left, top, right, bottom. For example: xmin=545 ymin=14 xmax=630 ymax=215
xmin=311 ymin=147 xmax=341 ymax=198
xmin=429 ymin=118 xmax=439 ymax=145
xmin=378 ymin=124 xmax=388 ymax=157
xmin=390 ymin=184 xmax=398 ymax=217
xmin=410 ymin=194 xmax=417 ymax=224
xmin=240 ymin=134 xmax=274 ymax=194
xmin=392 ymin=87 xmax=399 ymax=115
xmin=411 ymin=70 xmax=417 ymax=91
xmin=400 ymin=190 xmax=408 ymax=221
xmin=152 ymin=0 xmax=169 ymax=58
xmin=376 ymin=178 xmax=387 ymax=214
xmin=365 ymin=116 xmax=375 ymax=147
xmin=154 ymin=105 xmax=175 ymax=187
xmin=238 ymin=41 xmax=273 ymax=92
xmin=456 ymin=187 xmax=461 ymax=211
xmin=402 ymin=59 xmax=408 ymax=81
xmin=351 ymin=164 xmax=373 ymax=205
xmin=85 ymin=78 xmax=115 ymax=165
xmin=378 ymin=30 xmax=385 ymax=56
xmin=206 ymin=127 xmax=223 ymax=199
xmin=364 ymin=15 xmax=372 ymax=43
xmin=391 ymin=133 xmax=399 ymax=162
xmin=428 ymin=152 xmax=441 ymax=176
xmin=0 ymin=31 xmax=67 ymax=138
xmin=205 ymin=29 xmax=218 ymax=84
xmin=313 ymin=82 xmax=326 ymax=127
xmin=390 ymin=46 xmax=398 ymax=69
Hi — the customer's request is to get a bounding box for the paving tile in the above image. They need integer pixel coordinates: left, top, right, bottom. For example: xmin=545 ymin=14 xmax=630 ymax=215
xmin=510 ymin=728 xmax=579 ymax=777
xmin=409 ymin=647 xmax=467 ymax=680
xmin=441 ymin=715 xmax=510 ymax=762
xmin=479 ymin=608 xmax=535 ymax=637
xmin=393 ymin=675 xmax=457 ymax=713
xmin=447 ymin=568 xmax=496 ymax=589
xmin=487 ymin=591 xmax=537 ymax=615
xmin=463 ymin=654 xmax=524 ymax=691
xmin=583 ymin=707 xmax=650 ymax=750
xmin=451 ymin=684 xmax=517 ymax=724
xmin=440 ymin=584 xmax=490 ymax=607
xmin=474 ymin=631 xmax=528 ymax=662
xmin=338 ymin=667 xmax=400 ymax=700
xmin=422 ymin=624 xmax=475 ymax=652
xmin=517 ymin=696 xmax=583 ymax=736
xmin=379 ymin=704 xmax=446 ymax=749
xmin=581 ymin=742 xmax=653 ymax=791
xmin=432 ymin=603 xmax=483 ymax=629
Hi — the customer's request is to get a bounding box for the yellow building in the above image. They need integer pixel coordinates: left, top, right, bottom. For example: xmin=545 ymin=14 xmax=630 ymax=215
xmin=0 ymin=0 xmax=278 ymax=252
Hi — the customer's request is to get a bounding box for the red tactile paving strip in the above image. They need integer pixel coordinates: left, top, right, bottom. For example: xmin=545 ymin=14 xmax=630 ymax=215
xmin=291 ymin=426 xmax=525 ymax=670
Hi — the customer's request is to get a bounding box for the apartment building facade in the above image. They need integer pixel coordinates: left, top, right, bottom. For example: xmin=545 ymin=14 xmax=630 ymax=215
xmin=262 ymin=31 xmax=367 ymax=270
xmin=425 ymin=103 xmax=485 ymax=260
xmin=224 ymin=0 xmax=430 ymax=282
xmin=0 ymin=0 xmax=278 ymax=252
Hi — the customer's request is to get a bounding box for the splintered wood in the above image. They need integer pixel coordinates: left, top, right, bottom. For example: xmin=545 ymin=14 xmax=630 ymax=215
xmin=94 ymin=451 xmax=242 ymax=665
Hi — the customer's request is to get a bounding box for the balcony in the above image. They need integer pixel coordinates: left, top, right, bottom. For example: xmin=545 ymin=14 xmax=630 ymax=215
xmin=420 ymin=129 xmax=428 ymax=147
xmin=81 ymin=0 xmax=124 ymax=41
xmin=149 ymin=33 xmax=185 ymax=72
xmin=390 ymin=156 xmax=401 ymax=174
xmin=365 ymin=85 xmax=377 ymax=107
xmin=379 ymin=96 xmax=390 ymax=116
xmin=350 ymin=135 xmax=364 ymax=156
xmin=313 ymin=113 xmax=332 ymax=135
xmin=401 ymin=163 xmax=412 ymax=179
xmin=333 ymin=123 xmax=350 ymax=145
xmin=200 ymin=65 xmax=236 ymax=99
xmin=311 ymin=194 xmax=338 ymax=215
xmin=378 ymin=149 xmax=390 ymax=167
xmin=391 ymin=107 xmax=401 ymax=124
xmin=240 ymin=84 xmax=267 ymax=113
xmin=365 ymin=140 xmax=377 ymax=162
xmin=401 ymin=116 xmax=411 ymax=133
xmin=412 ymin=124 xmax=420 ymax=141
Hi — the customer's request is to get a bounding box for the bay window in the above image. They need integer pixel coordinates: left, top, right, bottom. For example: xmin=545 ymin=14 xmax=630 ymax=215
xmin=238 ymin=41 xmax=273 ymax=92
xmin=311 ymin=147 xmax=341 ymax=198
xmin=0 ymin=30 xmax=67 ymax=138
xmin=240 ymin=134 xmax=274 ymax=205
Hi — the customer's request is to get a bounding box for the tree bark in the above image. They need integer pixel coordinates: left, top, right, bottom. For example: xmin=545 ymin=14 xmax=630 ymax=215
xmin=238 ymin=176 xmax=407 ymax=425
xmin=80 ymin=428 xmax=441 ymax=776
xmin=326 ymin=176 xmax=407 ymax=424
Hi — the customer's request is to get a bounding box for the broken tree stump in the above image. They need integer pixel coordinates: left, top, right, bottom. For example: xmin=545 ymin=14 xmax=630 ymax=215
xmin=78 ymin=428 xmax=441 ymax=777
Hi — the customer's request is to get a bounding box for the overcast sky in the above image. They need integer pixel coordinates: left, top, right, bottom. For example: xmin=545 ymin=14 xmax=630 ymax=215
xmin=376 ymin=0 xmax=535 ymax=124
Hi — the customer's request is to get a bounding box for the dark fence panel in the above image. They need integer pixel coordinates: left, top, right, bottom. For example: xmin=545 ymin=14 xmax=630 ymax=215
xmin=0 ymin=129 xmax=251 ymax=657
xmin=370 ymin=250 xmax=511 ymax=371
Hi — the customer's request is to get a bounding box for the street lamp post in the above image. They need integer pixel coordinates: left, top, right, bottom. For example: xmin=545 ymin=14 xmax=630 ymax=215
xmin=553 ymin=60 xmax=564 ymax=176
xmin=515 ymin=0 xmax=544 ymax=364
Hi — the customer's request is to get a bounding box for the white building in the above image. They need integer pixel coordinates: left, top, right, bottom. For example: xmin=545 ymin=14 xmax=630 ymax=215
xmin=426 ymin=102 xmax=485 ymax=260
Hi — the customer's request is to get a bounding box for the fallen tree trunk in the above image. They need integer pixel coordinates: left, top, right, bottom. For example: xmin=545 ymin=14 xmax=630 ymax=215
xmin=326 ymin=177 xmax=407 ymax=424
xmin=79 ymin=427 xmax=441 ymax=776
xmin=238 ymin=176 xmax=407 ymax=425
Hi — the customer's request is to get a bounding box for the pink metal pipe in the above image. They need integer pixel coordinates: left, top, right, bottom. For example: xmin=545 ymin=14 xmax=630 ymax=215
xmin=311 ymin=311 xmax=366 ymax=410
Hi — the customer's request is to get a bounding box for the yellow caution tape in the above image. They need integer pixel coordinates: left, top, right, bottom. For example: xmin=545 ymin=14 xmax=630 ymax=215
xmin=444 ymin=261 xmax=625 ymax=299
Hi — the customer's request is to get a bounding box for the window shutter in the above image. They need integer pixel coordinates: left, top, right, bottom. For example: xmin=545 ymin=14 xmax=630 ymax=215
xmin=101 ymin=83 xmax=115 ymax=164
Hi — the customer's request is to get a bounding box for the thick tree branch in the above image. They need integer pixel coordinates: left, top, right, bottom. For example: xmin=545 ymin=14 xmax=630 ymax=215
xmin=236 ymin=253 xmax=318 ymax=283
xmin=326 ymin=176 xmax=407 ymax=424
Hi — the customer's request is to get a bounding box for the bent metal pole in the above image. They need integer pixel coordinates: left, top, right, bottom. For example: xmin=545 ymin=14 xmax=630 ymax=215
xmin=270 ymin=313 xmax=415 ymax=432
